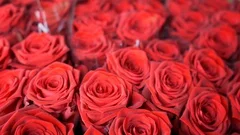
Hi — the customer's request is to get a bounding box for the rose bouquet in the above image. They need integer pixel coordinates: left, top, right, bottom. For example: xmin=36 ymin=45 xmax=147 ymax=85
xmin=0 ymin=0 xmax=239 ymax=135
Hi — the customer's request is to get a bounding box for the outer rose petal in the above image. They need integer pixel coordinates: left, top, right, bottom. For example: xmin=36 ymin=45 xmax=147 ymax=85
xmin=106 ymin=47 xmax=150 ymax=90
xmin=26 ymin=62 xmax=80 ymax=114
xmin=84 ymin=126 xmax=104 ymax=135
xmin=11 ymin=32 xmax=69 ymax=69
xmin=0 ymin=38 xmax=10 ymax=69
xmin=0 ymin=106 xmax=74 ymax=135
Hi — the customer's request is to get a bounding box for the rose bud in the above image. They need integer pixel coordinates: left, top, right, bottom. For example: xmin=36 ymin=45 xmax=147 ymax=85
xmin=109 ymin=108 xmax=172 ymax=135
xmin=180 ymin=86 xmax=230 ymax=135
xmin=194 ymin=24 xmax=238 ymax=59
xmin=117 ymin=11 xmax=166 ymax=46
xmin=11 ymin=32 xmax=69 ymax=69
xmin=0 ymin=106 xmax=74 ymax=135
xmin=143 ymin=61 xmax=193 ymax=116
xmin=78 ymin=70 xmax=146 ymax=128
xmin=184 ymin=48 xmax=232 ymax=88
xmin=106 ymin=47 xmax=150 ymax=90
xmin=143 ymin=39 xmax=181 ymax=62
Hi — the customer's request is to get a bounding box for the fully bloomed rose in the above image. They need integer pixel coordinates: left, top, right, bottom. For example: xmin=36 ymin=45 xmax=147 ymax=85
xmin=108 ymin=108 xmax=172 ymax=135
xmin=184 ymin=48 xmax=232 ymax=87
xmin=144 ymin=61 xmax=193 ymax=116
xmin=117 ymin=11 xmax=166 ymax=45
xmin=0 ymin=106 xmax=74 ymax=135
xmin=170 ymin=10 xmax=208 ymax=43
xmin=180 ymin=86 xmax=230 ymax=135
xmin=78 ymin=70 xmax=146 ymax=128
xmin=0 ymin=69 xmax=28 ymax=116
xmin=0 ymin=38 xmax=10 ymax=69
xmin=26 ymin=62 xmax=80 ymax=114
xmin=143 ymin=39 xmax=181 ymax=61
xmin=194 ymin=24 xmax=238 ymax=59
xmin=106 ymin=47 xmax=150 ymax=90
xmin=11 ymin=32 xmax=69 ymax=69
xmin=71 ymin=23 xmax=117 ymax=70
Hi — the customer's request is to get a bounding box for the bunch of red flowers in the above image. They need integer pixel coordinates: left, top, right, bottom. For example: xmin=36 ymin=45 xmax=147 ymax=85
xmin=0 ymin=0 xmax=239 ymax=135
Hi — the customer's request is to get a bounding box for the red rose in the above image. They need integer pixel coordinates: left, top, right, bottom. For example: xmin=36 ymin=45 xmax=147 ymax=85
xmin=112 ymin=0 xmax=166 ymax=14
xmin=78 ymin=70 xmax=146 ymax=128
xmin=170 ymin=10 xmax=208 ymax=43
xmin=227 ymin=83 xmax=240 ymax=132
xmin=196 ymin=0 xmax=230 ymax=15
xmin=85 ymin=126 xmax=103 ymax=135
xmin=11 ymin=32 xmax=69 ymax=69
xmin=144 ymin=61 xmax=192 ymax=116
xmin=212 ymin=11 xmax=240 ymax=33
xmin=0 ymin=4 xmax=24 ymax=33
xmin=71 ymin=23 xmax=117 ymax=70
xmin=75 ymin=11 xmax=118 ymax=36
xmin=75 ymin=0 xmax=111 ymax=16
xmin=26 ymin=62 xmax=80 ymax=114
xmin=180 ymin=86 xmax=230 ymax=135
xmin=0 ymin=38 xmax=10 ymax=69
xmin=0 ymin=69 xmax=28 ymax=116
xmin=106 ymin=47 xmax=150 ymax=90
xmin=0 ymin=106 xmax=74 ymax=135
xmin=11 ymin=0 xmax=34 ymax=6
xmin=109 ymin=108 xmax=172 ymax=135
xmin=166 ymin=0 xmax=194 ymax=16
xmin=143 ymin=39 xmax=181 ymax=61
xmin=29 ymin=0 xmax=70 ymax=33
xmin=194 ymin=24 xmax=238 ymax=59
xmin=184 ymin=48 xmax=232 ymax=87
xmin=117 ymin=11 xmax=166 ymax=45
